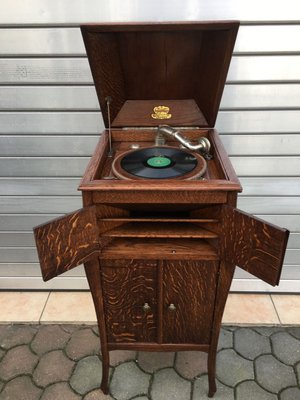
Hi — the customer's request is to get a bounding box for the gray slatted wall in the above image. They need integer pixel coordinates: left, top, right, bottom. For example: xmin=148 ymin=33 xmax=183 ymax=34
xmin=0 ymin=0 xmax=299 ymax=291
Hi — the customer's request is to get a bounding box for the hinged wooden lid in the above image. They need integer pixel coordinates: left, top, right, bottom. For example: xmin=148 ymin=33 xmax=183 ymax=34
xmin=81 ymin=21 xmax=239 ymax=129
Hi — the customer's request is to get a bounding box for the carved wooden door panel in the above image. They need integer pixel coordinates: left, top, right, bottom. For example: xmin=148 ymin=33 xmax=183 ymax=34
xmin=101 ymin=259 xmax=158 ymax=343
xmin=221 ymin=205 xmax=289 ymax=286
xmin=34 ymin=206 xmax=100 ymax=281
xmin=162 ymin=260 xmax=219 ymax=344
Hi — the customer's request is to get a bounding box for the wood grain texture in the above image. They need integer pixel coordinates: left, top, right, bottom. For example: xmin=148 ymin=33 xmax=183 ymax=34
xmin=16 ymin=260 xmax=300 ymax=278
xmin=196 ymin=27 xmax=238 ymax=127
xmin=92 ymin=190 xmax=227 ymax=204
xmin=209 ymin=129 xmax=240 ymax=185
xmin=112 ymin=99 xmax=207 ymax=127
xmin=101 ymin=238 xmax=219 ymax=260
xmin=157 ymin=260 xmax=164 ymax=344
xmin=79 ymin=129 xmax=241 ymax=194
xmin=221 ymin=205 xmax=289 ymax=286
xmin=84 ymin=258 xmax=109 ymax=394
xmin=80 ymin=134 xmax=109 ymax=187
xmin=101 ymin=260 xmax=158 ymax=343
xmin=12 ymin=194 xmax=300 ymax=215
xmin=163 ymin=260 xmax=219 ymax=344
xmin=208 ymin=261 xmax=236 ymax=397
xmin=34 ymin=206 xmax=99 ymax=281
xmin=102 ymin=222 xmax=218 ymax=239
xmin=81 ymin=22 xmax=238 ymax=128
xmin=3 ymin=177 xmax=299 ymax=197
xmin=81 ymin=26 xmax=126 ymax=127
xmin=99 ymin=217 xmax=218 ymax=223
xmin=111 ymin=129 xmax=209 ymax=142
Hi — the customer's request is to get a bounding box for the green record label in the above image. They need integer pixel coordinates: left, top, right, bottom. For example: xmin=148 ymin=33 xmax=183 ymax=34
xmin=146 ymin=156 xmax=172 ymax=168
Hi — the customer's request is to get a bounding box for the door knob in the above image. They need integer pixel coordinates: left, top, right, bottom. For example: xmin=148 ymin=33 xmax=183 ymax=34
xmin=143 ymin=302 xmax=151 ymax=312
xmin=168 ymin=303 xmax=176 ymax=312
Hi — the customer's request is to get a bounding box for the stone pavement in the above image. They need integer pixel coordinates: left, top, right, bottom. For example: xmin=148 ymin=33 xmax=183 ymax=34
xmin=0 ymin=325 xmax=299 ymax=400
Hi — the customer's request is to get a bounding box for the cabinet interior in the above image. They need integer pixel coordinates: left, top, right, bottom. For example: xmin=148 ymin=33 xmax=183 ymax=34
xmin=94 ymin=129 xmax=227 ymax=182
xmin=97 ymin=204 xmax=220 ymax=259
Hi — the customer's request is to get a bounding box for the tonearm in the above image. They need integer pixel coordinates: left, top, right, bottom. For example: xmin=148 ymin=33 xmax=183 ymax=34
xmin=155 ymin=125 xmax=212 ymax=160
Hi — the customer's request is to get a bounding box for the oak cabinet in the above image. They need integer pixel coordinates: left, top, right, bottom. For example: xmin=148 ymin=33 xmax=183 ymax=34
xmin=34 ymin=202 xmax=288 ymax=398
xmin=162 ymin=260 xmax=218 ymax=344
xmin=100 ymin=259 xmax=219 ymax=345
xmin=33 ymin=20 xmax=290 ymax=398
xmin=101 ymin=260 xmax=158 ymax=343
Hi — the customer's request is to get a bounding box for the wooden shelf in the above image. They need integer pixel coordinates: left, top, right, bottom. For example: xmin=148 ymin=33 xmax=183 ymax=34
xmin=101 ymin=238 xmax=219 ymax=260
xmin=102 ymin=222 xmax=218 ymax=239
xmin=100 ymin=218 xmax=218 ymax=223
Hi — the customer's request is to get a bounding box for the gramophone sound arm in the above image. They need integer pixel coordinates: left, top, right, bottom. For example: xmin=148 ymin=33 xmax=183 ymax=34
xmin=156 ymin=125 xmax=212 ymax=159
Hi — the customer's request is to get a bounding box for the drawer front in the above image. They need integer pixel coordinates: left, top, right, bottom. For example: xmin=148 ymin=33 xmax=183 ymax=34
xmin=163 ymin=260 xmax=219 ymax=344
xmin=101 ymin=260 xmax=157 ymax=343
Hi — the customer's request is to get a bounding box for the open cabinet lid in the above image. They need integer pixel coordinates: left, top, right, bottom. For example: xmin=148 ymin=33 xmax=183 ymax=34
xmin=81 ymin=21 xmax=239 ymax=128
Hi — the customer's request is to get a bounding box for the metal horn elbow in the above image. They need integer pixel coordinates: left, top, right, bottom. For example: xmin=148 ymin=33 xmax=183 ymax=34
xmin=157 ymin=125 xmax=211 ymax=154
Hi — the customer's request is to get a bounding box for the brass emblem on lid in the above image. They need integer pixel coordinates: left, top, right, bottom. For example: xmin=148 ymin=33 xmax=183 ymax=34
xmin=151 ymin=106 xmax=172 ymax=120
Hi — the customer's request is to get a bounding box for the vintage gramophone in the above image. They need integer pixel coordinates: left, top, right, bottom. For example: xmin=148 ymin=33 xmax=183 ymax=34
xmin=34 ymin=21 xmax=289 ymax=397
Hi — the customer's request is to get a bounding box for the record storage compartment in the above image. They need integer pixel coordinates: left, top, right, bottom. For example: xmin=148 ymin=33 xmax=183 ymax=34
xmin=34 ymin=195 xmax=288 ymax=397
xmin=87 ymin=203 xmax=224 ymax=397
xmin=99 ymin=212 xmax=220 ymax=345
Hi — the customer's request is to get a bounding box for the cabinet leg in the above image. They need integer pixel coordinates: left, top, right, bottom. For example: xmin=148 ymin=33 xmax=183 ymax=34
xmin=100 ymin=349 xmax=110 ymax=394
xmin=207 ymin=261 xmax=235 ymax=398
xmin=207 ymin=348 xmax=217 ymax=398
xmin=84 ymin=259 xmax=110 ymax=395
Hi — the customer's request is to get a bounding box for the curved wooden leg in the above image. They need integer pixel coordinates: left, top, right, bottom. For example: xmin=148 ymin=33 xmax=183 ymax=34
xmin=100 ymin=349 xmax=110 ymax=394
xmin=207 ymin=347 xmax=217 ymax=397
xmin=207 ymin=260 xmax=236 ymax=398
xmin=84 ymin=259 xmax=110 ymax=395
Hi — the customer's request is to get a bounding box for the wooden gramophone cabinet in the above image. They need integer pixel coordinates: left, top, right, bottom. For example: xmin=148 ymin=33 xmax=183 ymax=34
xmin=34 ymin=22 xmax=289 ymax=397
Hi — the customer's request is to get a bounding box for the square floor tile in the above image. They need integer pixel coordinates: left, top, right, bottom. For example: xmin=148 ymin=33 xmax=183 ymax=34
xmin=222 ymin=294 xmax=280 ymax=325
xmin=271 ymin=295 xmax=300 ymax=325
xmin=41 ymin=291 xmax=97 ymax=323
xmin=0 ymin=291 xmax=49 ymax=323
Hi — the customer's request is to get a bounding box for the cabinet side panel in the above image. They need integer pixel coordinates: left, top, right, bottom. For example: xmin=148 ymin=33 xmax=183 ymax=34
xmin=101 ymin=260 xmax=157 ymax=343
xmin=163 ymin=260 xmax=219 ymax=344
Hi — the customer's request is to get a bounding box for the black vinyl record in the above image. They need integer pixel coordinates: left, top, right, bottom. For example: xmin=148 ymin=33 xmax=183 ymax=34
xmin=120 ymin=147 xmax=198 ymax=179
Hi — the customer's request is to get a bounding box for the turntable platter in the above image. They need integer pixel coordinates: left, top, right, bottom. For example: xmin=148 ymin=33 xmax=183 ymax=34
xmin=112 ymin=146 xmax=207 ymax=180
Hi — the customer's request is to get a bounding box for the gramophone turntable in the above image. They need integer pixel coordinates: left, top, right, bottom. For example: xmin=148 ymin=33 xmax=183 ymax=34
xmin=111 ymin=124 xmax=210 ymax=180
xmin=34 ymin=22 xmax=289 ymax=398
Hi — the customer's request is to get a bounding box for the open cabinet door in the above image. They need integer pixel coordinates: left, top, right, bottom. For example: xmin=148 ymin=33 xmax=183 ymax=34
xmin=34 ymin=206 xmax=100 ymax=281
xmin=221 ymin=205 xmax=289 ymax=286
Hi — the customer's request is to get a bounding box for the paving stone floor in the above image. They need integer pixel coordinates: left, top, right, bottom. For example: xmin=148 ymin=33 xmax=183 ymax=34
xmin=0 ymin=324 xmax=299 ymax=400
